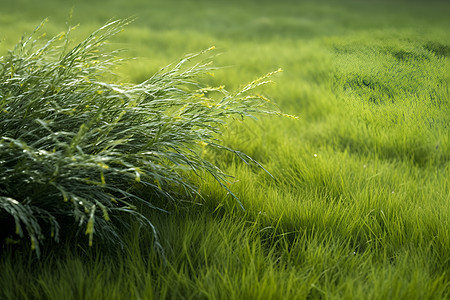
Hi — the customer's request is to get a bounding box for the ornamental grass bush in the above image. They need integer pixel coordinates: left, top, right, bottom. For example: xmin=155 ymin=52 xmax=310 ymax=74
xmin=0 ymin=19 xmax=284 ymax=256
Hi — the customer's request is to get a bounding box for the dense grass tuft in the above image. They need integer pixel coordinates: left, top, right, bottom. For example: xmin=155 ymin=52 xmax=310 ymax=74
xmin=0 ymin=19 xmax=282 ymax=255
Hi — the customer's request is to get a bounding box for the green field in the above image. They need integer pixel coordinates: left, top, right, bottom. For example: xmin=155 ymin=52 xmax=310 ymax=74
xmin=0 ymin=0 xmax=449 ymax=299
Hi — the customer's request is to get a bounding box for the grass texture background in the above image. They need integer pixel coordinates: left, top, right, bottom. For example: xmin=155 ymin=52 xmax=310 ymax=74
xmin=0 ymin=0 xmax=449 ymax=299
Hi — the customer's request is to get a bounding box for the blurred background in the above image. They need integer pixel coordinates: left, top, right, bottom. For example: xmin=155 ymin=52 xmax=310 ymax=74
xmin=1 ymin=0 xmax=448 ymax=84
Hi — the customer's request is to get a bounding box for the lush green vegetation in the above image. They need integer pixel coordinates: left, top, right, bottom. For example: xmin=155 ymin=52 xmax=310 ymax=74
xmin=0 ymin=18 xmax=284 ymax=256
xmin=1 ymin=0 xmax=449 ymax=299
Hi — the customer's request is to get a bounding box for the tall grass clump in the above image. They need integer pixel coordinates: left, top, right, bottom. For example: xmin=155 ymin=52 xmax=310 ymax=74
xmin=0 ymin=19 xmax=283 ymax=255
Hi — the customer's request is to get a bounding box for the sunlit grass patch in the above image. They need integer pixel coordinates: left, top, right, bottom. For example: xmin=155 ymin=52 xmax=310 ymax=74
xmin=0 ymin=0 xmax=449 ymax=299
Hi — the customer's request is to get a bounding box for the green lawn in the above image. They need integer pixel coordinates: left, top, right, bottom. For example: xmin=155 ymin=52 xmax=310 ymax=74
xmin=1 ymin=0 xmax=449 ymax=299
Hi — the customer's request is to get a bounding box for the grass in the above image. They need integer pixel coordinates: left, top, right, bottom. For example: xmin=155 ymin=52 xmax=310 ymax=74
xmin=0 ymin=0 xmax=449 ymax=299
xmin=0 ymin=18 xmax=285 ymax=255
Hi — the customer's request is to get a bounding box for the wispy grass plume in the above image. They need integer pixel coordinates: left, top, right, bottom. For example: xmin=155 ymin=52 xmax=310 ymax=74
xmin=0 ymin=19 xmax=281 ymax=255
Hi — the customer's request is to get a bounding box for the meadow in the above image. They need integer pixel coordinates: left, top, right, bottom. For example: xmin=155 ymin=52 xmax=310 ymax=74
xmin=0 ymin=0 xmax=449 ymax=299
